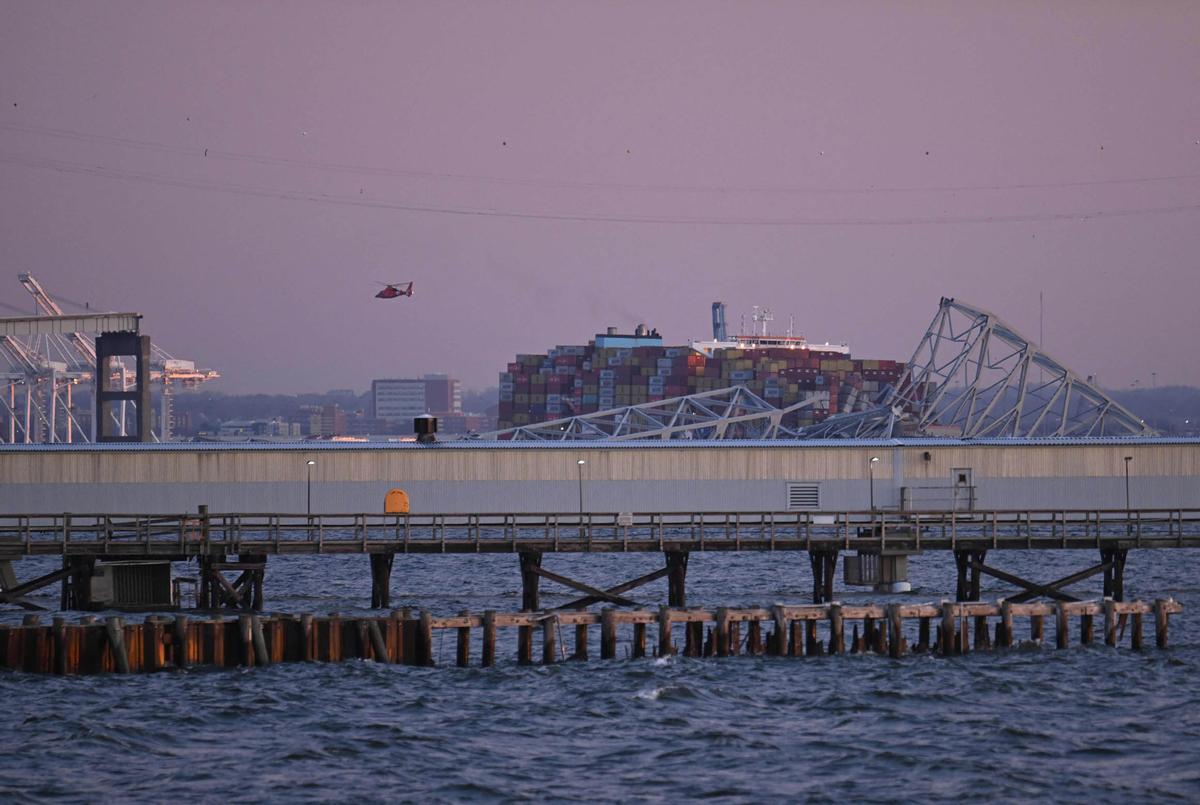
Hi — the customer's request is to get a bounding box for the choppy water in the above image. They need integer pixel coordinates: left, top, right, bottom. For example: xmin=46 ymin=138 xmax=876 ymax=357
xmin=3 ymin=548 xmax=1199 ymax=803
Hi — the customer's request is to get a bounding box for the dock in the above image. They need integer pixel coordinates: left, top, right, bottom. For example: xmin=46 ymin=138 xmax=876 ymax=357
xmin=0 ymin=598 xmax=1182 ymax=675
xmin=1 ymin=508 xmax=1198 ymax=613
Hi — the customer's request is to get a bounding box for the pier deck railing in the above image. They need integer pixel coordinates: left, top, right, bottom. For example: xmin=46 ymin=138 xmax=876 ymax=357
xmin=1 ymin=508 xmax=1198 ymax=557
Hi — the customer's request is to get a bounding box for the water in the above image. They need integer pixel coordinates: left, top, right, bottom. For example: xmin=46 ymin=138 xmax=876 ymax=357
xmin=3 ymin=548 xmax=1199 ymax=802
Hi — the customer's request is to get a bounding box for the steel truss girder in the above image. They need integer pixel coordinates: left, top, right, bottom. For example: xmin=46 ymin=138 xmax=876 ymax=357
xmin=479 ymin=386 xmax=819 ymax=441
xmin=837 ymin=296 xmax=1153 ymax=439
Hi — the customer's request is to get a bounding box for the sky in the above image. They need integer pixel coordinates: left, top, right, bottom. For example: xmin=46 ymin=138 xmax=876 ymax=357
xmin=1 ymin=2 xmax=1197 ymax=394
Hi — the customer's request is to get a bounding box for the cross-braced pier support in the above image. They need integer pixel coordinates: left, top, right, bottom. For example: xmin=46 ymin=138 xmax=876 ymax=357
xmin=958 ymin=548 xmax=1129 ymax=606
xmin=512 ymin=550 xmax=693 ymax=661
xmin=198 ymin=554 xmax=265 ymax=611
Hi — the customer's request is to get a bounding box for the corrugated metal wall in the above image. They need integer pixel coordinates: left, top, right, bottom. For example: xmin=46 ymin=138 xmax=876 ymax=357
xmin=0 ymin=442 xmax=1195 ymax=514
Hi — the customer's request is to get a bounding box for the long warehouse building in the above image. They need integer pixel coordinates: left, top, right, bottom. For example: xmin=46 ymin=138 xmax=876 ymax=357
xmin=0 ymin=438 xmax=1196 ymax=514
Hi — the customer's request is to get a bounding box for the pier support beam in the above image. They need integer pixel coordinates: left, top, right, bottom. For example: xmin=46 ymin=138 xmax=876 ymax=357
xmin=199 ymin=555 xmax=265 ymax=611
xmin=518 ymin=552 xmax=541 ymax=665
xmin=665 ymin=550 xmax=688 ymax=607
xmin=954 ymin=549 xmax=987 ymax=601
xmin=809 ymin=550 xmax=838 ymax=604
xmin=1101 ymin=548 xmax=1128 ymax=601
xmin=60 ymin=556 xmax=95 ymax=610
xmin=519 ymin=552 xmax=542 ymax=611
xmin=369 ymin=553 xmax=394 ymax=609
xmin=969 ymin=558 xmax=1110 ymax=604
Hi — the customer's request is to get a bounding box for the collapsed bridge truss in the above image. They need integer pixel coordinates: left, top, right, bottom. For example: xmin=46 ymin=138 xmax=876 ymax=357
xmin=477 ymin=296 xmax=1154 ymax=442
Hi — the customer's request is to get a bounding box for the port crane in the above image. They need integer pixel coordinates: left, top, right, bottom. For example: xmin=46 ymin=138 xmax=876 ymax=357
xmin=0 ymin=274 xmax=219 ymax=443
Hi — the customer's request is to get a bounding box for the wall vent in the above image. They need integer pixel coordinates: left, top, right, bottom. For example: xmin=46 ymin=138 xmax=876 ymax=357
xmin=786 ymin=482 xmax=820 ymax=510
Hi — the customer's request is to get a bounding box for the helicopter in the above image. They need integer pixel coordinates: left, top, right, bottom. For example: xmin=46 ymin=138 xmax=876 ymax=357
xmin=374 ymin=281 xmax=414 ymax=299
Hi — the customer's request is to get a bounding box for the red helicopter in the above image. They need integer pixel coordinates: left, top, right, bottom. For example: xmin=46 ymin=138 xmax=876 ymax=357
xmin=374 ymin=281 xmax=414 ymax=299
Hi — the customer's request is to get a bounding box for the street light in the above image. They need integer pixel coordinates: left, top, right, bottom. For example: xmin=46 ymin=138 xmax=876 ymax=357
xmin=576 ymin=459 xmax=586 ymax=514
xmin=306 ymin=459 xmax=316 ymax=515
xmin=1123 ymin=456 xmax=1132 ymax=533
xmin=869 ymin=456 xmax=880 ymax=512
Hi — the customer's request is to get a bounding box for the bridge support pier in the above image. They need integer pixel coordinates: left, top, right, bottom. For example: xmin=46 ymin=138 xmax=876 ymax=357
xmin=370 ymin=553 xmax=394 ymax=609
xmin=809 ymin=550 xmax=838 ymax=604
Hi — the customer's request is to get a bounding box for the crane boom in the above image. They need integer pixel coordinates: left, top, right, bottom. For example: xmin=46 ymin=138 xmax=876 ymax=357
xmin=18 ymin=273 xmax=96 ymax=363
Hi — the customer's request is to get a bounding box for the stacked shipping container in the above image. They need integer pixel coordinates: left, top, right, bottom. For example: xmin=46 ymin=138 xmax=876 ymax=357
xmin=497 ymin=336 xmax=904 ymax=430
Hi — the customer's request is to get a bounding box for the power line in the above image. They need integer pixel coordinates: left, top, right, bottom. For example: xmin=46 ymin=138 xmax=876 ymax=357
xmin=3 ymin=120 xmax=1200 ymax=197
xmin=1 ymin=149 xmax=1198 ymax=227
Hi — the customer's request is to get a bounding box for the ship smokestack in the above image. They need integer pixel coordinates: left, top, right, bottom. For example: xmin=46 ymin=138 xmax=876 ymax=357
xmin=712 ymin=302 xmax=728 ymax=341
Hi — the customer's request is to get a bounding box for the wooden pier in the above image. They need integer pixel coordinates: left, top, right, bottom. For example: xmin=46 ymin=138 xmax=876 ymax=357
xmin=1 ymin=508 xmax=1197 ymax=612
xmin=0 ymin=598 xmax=1182 ymax=675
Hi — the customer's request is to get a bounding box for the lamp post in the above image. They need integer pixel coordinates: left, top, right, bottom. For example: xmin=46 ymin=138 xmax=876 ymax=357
xmin=1123 ymin=456 xmax=1132 ymax=533
xmin=576 ymin=459 xmax=586 ymax=514
xmin=306 ymin=459 xmax=316 ymax=516
xmin=869 ymin=456 xmax=880 ymax=512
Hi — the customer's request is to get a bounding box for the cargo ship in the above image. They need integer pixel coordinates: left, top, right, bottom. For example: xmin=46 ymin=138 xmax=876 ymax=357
xmin=497 ymin=302 xmax=903 ymax=430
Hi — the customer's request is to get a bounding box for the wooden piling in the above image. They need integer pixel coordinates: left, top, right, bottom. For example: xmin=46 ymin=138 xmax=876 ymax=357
xmin=542 ymin=614 xmax=557 ymax=665
xmin=482 ymin=610 xmax=497 ymax=667
xmin=658 ymin=606 xmax=673 ymax=657
xmin=251 ymin=615 xmax=270 ymax=666
xmin=683 ymin=617 xmax=700 ymax=658
xmin=887 ymin=604 xmax=902 ymax=659
xmin=400 ymin=607 xmax=414 ymax=664
xmin=714 ymin=608 xmax=730 ymax=657
xmin=52 ymin=617 xmax=67 ymax=676
xmin=144 ymin=617 xmax=166 ymax=672
xmin=238 ymin=614 xmax=254 ymax=667
xmin=747 ymin=620 xmax=762 ymax=655
xmin=601 ymin=608 xmax=617 ymax=660
xmin=806 ymin=620 xmax=820 ymax=656
xmin=632 ymin=622 xmax=647 ymax=659
xmin=457 ymin=610 xmax=471 ymax=668
xmin=106 ymin=617 xmax=130 ymax=674
xmin=940 ymin=602 xmax=956 ymax=655
xmin=999 ymin=601 xmax=1013 ymax=649
xmin=300 ymin=614 xmax=314 ymax=662
xmin=1154 ymin=599 xmax=1168 ymax=649
xmin=173 ymin=615 xmax=190 ymax=669
xmin=1103 ymin=598 xmax=1117 ymax=647
xmin=789 ymin=619 xmax=802 ymax=656
xmin=1031 ymin=613 xmax=1044 ymax=643
xmin=1080 ymin=613 xmax=1094 ymax=646
xmin=728 ymin=620 xmax=740 ymax=656
xmin=383 ymin=610 xmax=401 ymax=664
xmin=1131 ymin=611 xmax=1143 ymax=651
xmin=917 ymin=617 xmax=931 ymax=653
xmin=771 ymin=605 xmax=787 ymax=657
xmin=573 ymin=623 xmax=589 ymax=661
xmin=418 ymin=611 xmax=434 ymax=666
xmin=368 ymin=620 xmax=389 ymax=664
xmin=829 ymin=603 xmax=845 ymax=655
xmin=1055 ymin=603 xmax=1069 ymax=650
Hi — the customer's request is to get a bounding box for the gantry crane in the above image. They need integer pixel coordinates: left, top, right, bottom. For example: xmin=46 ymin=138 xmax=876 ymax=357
xmin=0 ymin=274 xmax=219 ymax=442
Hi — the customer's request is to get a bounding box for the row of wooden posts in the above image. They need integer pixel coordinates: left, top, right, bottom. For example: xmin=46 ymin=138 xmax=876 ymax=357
xmin=0 ymin=597 xmax=1181 ymax=675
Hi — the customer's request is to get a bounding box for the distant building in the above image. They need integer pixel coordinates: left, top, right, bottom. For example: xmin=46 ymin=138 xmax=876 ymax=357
xmin=320 ymin=405 xmax=347 ymax=437
xmin=372 ymin=375 xmax=462 ymax=423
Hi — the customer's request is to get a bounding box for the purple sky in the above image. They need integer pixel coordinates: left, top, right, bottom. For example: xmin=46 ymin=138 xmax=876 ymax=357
xmin=2 ymin=2 xmax=1198 ymax=393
